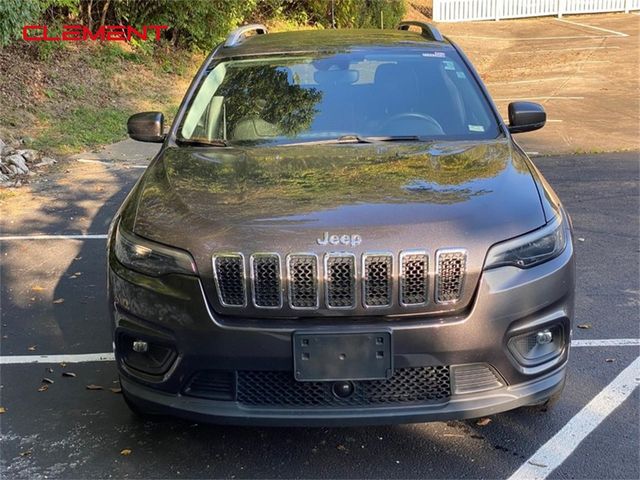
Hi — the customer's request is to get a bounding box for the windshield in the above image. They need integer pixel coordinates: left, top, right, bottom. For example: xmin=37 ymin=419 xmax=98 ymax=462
xmin=178 ymin=49 xmax=501 ymax=146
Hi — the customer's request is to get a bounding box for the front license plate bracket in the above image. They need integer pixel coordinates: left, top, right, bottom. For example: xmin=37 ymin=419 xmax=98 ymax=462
xmin=293 ymin=332 xmax=392 ymax=382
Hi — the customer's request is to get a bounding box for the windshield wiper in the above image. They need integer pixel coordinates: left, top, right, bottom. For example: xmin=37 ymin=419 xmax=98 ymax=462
xmin=176 ymin=138 xmax=228 ymax=147
xmin=282 ymin=135 xmax=422 ymax=146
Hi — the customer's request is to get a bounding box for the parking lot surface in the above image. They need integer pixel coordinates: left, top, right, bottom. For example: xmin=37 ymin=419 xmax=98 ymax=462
xmin=1 ymin=150 xmax=638 ymax=479
xmin=435 ymin=13 xmax=640 ymax=154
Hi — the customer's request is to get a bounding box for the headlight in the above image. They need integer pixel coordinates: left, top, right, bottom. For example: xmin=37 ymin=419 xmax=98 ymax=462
xmin=113 ymin=222 xmax=197 ymax=277
xmin=484 ymin=215 xmax=567 ymax=270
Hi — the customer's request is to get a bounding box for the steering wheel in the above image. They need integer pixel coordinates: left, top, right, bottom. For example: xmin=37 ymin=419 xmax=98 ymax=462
xmin=379 ymin=113 xmax=444 ymax=136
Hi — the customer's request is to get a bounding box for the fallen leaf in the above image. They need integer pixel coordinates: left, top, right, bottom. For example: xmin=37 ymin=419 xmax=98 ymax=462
xmin=577 ymin=323 xmax=592 ymax=329
xmin=528 ymin=460 xmax=548 ymax=468
xmin=86 ymin=384 xmax=103 ymax=390
xmin=336 ymin=444 xmax=348 ymax=452
xmin=110 ymin=387 xmax=122 ymax=394
xmin=120 ymin=448 xmax=132 ymax=456
xmin=62 ymin=372 xmax=76 ymax=378
xmin=46 ymin=368 xmax=54 ymax=373
xmin=28 ymin=345 xmax=37 ymax=351
xmin=37 ymin=384 xmax=48 ymax=392
xmin=74 ymin=272 xmax=82 ymax=276
xmin=31 ymin=286 xmax=45 ymax=292
xmin=20 ymin=450 xmax=32 ymax=457
xmin=60 ymin=362 xmax=67 ymax=367
xmin=42 ymin=377 xmax=54 ymax=384
xmin=577 ymin=238 xmax=585 ymax=242
xmin=605 ymin=358 xmax=615 ymax=363
xmin=0 ymin=407 xmax=6 ymax=414
xmin=53 ymin=298 xmax=65 ymax=304
xmin=476 ymin=418 xmax=492 ymax=426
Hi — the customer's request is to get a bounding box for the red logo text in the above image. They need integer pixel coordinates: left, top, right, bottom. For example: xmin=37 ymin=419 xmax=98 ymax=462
xmin=23 ymin=25 xmax=168 ymax=42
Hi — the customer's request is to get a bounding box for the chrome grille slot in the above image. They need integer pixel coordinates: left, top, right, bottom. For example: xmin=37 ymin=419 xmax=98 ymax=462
xmin=251 ymin=254 xmax=282 ymax=308
xmin=213 ymin=254 xmax=246 ymax=307
xmin=363 ymin=254 xmax=392 ymax=307
xmin=436 ymin=249 xmax=466 ymax=304
xmin=325 ymin=254 xmax=356 ymax=308
xmin=400 ymin=252 xmax=428 ymax=305
xmin=288 ymin=255 xmax=318 ymax=309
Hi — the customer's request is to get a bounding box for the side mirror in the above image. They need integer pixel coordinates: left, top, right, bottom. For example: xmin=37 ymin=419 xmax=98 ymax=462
xmin=508 ymin=102 xmax=546 ymax=134
xmin=127 ymin=112 xmax=165 ymax=143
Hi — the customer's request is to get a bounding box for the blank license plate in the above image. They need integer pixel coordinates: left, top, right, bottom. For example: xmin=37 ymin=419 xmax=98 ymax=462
xmin=293 ymin=332 xmax=392 ymax=382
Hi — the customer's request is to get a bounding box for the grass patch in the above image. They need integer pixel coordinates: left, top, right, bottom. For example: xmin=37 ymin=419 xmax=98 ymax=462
xmin=34 ymin=106 xmax=131 ymax=154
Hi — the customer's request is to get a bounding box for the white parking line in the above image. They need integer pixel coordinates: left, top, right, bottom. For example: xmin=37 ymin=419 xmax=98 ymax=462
xmin=1 ymin=339 xmax=638 ymax=364
xmin=508 ymin=355 xmax=640 ymax=480
xmin=450 ymin=34 xmax=623 ymax=40
xmin=77 ymin=158 xmax=147 ymax=169
xmin=0 ymin=234 xmax=108 ymax=241
xmin=0 ymin=353 xmax=115 ymax=364
xmin=572 ymin=338 xmax=640 ymax=347
xmin=494 ymin=96 xmax=584 ymax=101
xmin=554 ymin=18 xmax=629 ymax=37
xmin=509 ymin=46 xmax=621 ymax=53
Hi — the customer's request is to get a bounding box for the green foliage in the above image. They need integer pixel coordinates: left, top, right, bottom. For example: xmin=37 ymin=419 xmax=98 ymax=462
xmin=0 ymin=0 xmax=41 ymax=47
xmin=218 ymin=65 xmax=322 ymax=136
xmin=34 ymin=106 xmax=130 ymax=153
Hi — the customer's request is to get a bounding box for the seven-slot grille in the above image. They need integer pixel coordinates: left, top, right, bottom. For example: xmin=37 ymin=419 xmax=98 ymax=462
xmin=325 ymin=254 xmax=356 ymax=308
xmin=212 ymin=250 xmax=467 ymax=309
xmin=363 ymin=254 xmax=393 ymax=307
xmin=436 ymin=249 xmax=467 ymax=304
xmin=213 ymin=254 xmax=246 ymax=306
xmin=288 ymin=255 xmax=319 ymax=309
xmin=251 ymin=254 xmax=282 ymax=308
xmin=400 ymin=252 xmax=428 ymax=305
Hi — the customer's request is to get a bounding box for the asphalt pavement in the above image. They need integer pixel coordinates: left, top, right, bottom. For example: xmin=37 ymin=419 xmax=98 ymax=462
xmin=1 ymin=151 xmax=639 ymax=479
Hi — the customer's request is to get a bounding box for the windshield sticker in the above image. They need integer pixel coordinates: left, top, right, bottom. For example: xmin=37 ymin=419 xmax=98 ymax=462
xmin=443 ymin=60 xmax=455 ymax=70
xmin=468 ymin=125 xmax=485 ymax=132
xmin=422 ymin=52 xmax=445 ymax=58
xmin=456 ymin=71 xmax=466 ymax=79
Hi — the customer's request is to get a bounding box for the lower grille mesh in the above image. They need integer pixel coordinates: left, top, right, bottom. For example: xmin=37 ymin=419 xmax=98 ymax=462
xmin=236 ymin=367 xmax=451 ymax=407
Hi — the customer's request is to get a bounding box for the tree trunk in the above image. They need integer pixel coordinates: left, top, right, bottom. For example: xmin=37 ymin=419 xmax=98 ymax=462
xmin=100 ymin=0 xmax=110 ymax=28
xmin=87 ymin=0 xmax=94 ymax=30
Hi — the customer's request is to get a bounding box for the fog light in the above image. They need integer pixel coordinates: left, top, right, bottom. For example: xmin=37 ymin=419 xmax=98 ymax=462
xmin=117 ymin=332 xmax=177 ymax=376
xmin=508 ymin=324 xmax=564 ymax=367
xmin=536 ymin=330 xmax=553 ymax=345
xmin=132 ymin=340 xmax=148 ymax=353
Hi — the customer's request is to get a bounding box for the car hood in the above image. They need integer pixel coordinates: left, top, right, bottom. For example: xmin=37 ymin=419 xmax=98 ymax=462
xmin=128 ymin=139 xmax=546 ymax=318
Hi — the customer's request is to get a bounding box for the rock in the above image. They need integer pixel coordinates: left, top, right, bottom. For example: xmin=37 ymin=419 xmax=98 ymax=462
xmin=21 ymin=136 xmax=34 ymax=146
xmin=0 ymin=172 xmax=10 ymax=183
xmin=5 ymin=154 xmax=29 ymax=174
xmin=16 ymin=149 xmax=39 ymax=163
xmin=0 ymin=138 xmax=5 ymax=157
xmin=34 ymin=157 xmax=56 ymax=167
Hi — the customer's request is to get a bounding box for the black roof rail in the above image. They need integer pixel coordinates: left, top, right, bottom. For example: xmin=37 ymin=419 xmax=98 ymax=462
xmin=224 ymin=24 xmax=268 ymax=47
xmin=397 ymin=20 xmax=444 ymax=42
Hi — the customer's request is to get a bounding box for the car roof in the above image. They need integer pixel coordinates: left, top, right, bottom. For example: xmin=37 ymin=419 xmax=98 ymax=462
xmin=215 ymin=28 xmax=453 ymax=58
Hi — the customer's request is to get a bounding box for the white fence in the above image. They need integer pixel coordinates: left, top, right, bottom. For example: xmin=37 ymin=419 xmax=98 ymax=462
xmin=433 ymin=0 xmax=640 ymax=22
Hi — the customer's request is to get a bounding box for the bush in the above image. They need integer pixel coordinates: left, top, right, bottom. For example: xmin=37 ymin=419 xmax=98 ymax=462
xmin=0 ymin=0 xmax=41 ymax=47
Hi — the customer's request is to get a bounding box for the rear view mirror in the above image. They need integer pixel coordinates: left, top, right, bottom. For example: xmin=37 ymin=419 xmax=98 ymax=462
xmin=508 ymin=102 xmax=546 ymax=134
xmin=127 ymin=112 xmax=165 ymax=143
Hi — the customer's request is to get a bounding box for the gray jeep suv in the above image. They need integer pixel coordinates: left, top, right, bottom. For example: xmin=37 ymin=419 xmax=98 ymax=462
xmin=108 ymin=22 xmax=575 ymax=426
